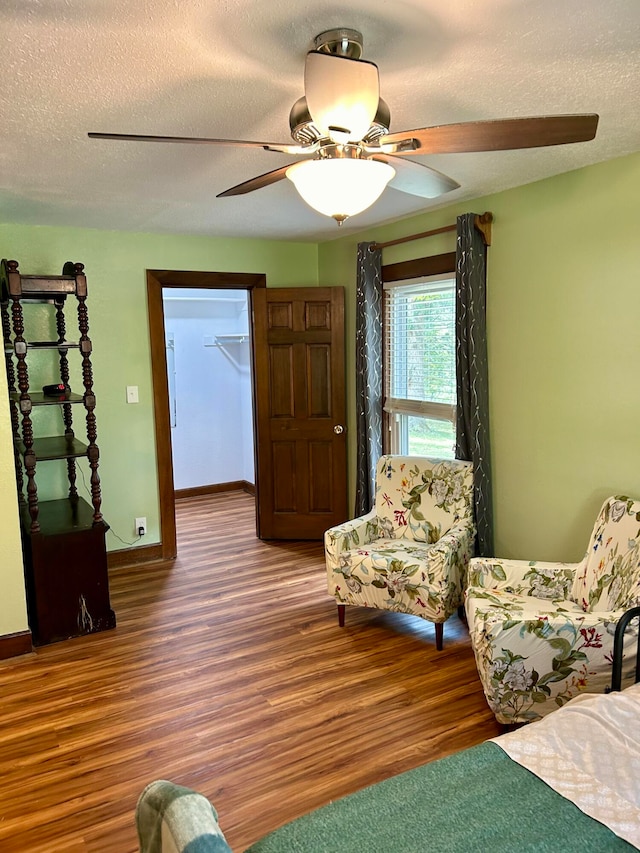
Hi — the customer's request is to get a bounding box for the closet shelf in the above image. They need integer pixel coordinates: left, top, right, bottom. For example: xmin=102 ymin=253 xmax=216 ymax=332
xmin=207 ymin=334 xmax=250 ymax=347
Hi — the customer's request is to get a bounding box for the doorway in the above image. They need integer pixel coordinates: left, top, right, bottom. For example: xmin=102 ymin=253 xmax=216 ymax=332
xmin=147 ymin=269 xmax=266 ymax=560
xmin=163 ymin=287 xmax=254 ymax=496
xmin=148 ymin=272 xmax=348 ymax=559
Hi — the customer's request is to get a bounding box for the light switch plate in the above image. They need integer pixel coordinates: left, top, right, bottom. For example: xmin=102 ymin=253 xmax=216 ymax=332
xmin=126 ymin=385 xmax=139 ymax=404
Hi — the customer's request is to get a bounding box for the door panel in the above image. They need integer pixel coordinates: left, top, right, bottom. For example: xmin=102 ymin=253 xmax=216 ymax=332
xmin=309 ymin=441 xmax=334 ymax=512
xmin=307 ymin=345 xmax=331 ymax=417
xmin=306 ymin=300 xmax=331 ymax=329
xmin=253 ymin=287 xmax=347 ymax=539
xmin=268 ymin=301 xmax=293 ymax=330
xmin=270 ymin=346 xmax=294 ymax=417
xmin=272 ymin=441 xmax=296 ymax=511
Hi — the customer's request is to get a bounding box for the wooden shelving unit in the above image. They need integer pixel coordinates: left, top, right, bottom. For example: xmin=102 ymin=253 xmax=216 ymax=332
xmin=1 ymin=259 xmax=115 ymax=646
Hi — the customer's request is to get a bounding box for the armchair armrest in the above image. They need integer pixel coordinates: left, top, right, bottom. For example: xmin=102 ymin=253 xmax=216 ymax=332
xmin=467 ymin=557 xmax=581 ymax=600
xmin=430 ymin=521 xmax=476 ymax=572
xmin=418 ymin=522 xmax=476 ymax=616
xmin=324 ymin=508 xmax=379 ymax=568
xmin=509 ymin=607 xmax=635 ymax=656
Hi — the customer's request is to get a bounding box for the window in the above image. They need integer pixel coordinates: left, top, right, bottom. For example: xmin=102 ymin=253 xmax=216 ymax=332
xmin=384 ymin=274 xmax=456 ymax=458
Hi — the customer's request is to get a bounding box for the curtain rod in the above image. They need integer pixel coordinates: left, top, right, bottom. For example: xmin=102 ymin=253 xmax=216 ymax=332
xmin=370 ymin=212 xmax=493 ymax=251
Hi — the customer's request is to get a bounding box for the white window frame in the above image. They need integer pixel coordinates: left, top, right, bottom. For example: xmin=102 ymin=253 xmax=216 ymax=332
xmin=383 ymin=273 xmax=457 ymax=457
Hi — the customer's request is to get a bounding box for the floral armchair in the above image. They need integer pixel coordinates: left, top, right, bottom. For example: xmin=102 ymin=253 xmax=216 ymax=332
xmin=466 ymin=495 xmax=640 ymax=724
xmin=325 ymin=455 xmax=475 ymax=650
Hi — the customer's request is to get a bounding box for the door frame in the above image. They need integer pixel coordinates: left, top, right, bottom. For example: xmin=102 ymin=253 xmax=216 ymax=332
xmin=146 ymin=269 xmax=266 ymax=560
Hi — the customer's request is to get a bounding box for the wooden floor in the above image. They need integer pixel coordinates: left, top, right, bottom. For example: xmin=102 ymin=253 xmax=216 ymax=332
xmin=0 ymin=492 xmax=500 ymax=852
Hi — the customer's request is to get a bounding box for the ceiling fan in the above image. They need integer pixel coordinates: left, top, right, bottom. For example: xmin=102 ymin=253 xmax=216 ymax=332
xmin=88 ymin=28 xmax=599 ymax=225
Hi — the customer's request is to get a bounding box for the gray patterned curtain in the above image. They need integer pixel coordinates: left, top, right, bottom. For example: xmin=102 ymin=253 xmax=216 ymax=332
xmin=354 ymin=241 xmax=383 ymax=516
xmin=455 ymin=214 xmax=493 ymax=556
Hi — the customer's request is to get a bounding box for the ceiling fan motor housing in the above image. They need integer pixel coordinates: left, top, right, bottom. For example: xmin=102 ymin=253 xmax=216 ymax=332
xmin=289 ymin=96 xmax=391 ymax=146
xmin=313 ymin=28 xmax=364 ymax=59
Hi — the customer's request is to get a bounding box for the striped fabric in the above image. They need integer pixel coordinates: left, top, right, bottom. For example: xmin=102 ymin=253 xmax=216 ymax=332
xmin=136 ymin=779 xmax=231 ymax=853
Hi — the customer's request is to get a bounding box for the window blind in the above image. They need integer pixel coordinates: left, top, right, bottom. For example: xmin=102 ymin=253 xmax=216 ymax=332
xmin=383 ymin=276 xmax=456 ymax=421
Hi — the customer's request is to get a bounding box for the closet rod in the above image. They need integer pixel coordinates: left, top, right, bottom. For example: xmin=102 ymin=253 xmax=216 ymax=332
xmin=370 ymin=211 xmax=492 ymax=252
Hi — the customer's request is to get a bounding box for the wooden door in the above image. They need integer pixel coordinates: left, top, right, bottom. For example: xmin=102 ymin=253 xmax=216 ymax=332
xmin=252 ymin=287 xmax=348 ymax=539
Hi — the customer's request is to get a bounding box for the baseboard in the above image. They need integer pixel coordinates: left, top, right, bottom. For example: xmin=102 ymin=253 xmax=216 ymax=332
xmin=108 ymin=542 xmax=165 ymax=569
xmin=0 ymin=630 xmax=33 ymax=660
xmin=175 ymin=481 xmax=255 ymax=499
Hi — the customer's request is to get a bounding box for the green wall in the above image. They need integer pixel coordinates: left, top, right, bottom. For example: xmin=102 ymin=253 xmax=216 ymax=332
xmin=319 ymin=149 xmax=640 ymax=563
xmin=2 ymin=150 xmax=639 ymax=641
xmin=0 ymin=362 xmax=29 ymax=635
xmin=0 ymin=225 xmax=319 ymax=636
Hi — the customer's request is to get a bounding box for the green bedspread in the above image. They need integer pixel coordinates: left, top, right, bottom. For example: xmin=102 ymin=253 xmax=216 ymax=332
xmin=246 ymin=742 xmax=633 ymax=852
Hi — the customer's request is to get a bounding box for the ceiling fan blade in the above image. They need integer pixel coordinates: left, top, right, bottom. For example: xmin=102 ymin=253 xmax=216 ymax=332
xmin=216 ymin=163 xmax=296 ymax=197
xmin=87 ymin=132 xmax=315 ymax=156
xmin=373 ymin=154 xmax=460 ymax=198
xmin=304 ymin=51 xmax=379 ymax=142
xmin=380 ymin=114 xmax=599 ymax=155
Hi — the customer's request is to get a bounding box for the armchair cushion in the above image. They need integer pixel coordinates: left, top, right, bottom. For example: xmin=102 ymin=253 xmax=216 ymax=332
xmin=374 ymin=456 xmax=474 ymax=542
xmin=571 ymin=496 xmax=640 ymax=612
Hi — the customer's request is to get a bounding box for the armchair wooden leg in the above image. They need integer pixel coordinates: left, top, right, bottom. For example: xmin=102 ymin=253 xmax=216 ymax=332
xmin=435 ymin=622 xmax=443 ymax=651
xmin=337 ymin=604 xmax=345 ymax=627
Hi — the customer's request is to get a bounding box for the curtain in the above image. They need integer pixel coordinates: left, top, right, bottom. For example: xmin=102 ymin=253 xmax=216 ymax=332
xmin=455 ymin=214 xmax=494 ymax=556
xmin=354 ymin=241 xmax=383 ymax=516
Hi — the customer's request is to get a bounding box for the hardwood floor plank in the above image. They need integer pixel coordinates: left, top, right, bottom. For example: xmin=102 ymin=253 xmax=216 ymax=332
xmin=0 ymin=491 xmax=499 ymax=852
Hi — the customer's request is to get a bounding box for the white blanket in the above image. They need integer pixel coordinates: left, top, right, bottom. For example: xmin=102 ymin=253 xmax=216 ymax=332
xmin=494 ymin=684 xmax=640 ymax=849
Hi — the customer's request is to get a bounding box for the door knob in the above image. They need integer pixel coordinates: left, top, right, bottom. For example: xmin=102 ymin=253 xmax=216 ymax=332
xmin=334 ymin=424 xmax=345 ymax=434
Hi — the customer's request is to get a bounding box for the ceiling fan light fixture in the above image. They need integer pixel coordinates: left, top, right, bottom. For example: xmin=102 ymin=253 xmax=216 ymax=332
xmin=286 ymin=157 xmax=395 ymax=224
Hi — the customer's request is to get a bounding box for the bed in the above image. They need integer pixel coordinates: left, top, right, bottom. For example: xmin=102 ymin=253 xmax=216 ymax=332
xmin=136 ymin=681 xmax=640 ymax=852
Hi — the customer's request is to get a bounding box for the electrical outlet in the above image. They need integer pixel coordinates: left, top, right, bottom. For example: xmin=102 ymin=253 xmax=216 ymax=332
xmin=135 ymin=517 xmax=147 ymax=537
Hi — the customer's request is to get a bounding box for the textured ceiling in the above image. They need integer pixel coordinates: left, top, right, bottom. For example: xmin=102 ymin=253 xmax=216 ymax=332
xmin=2 ymin=0 xmax=639 ymax=242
